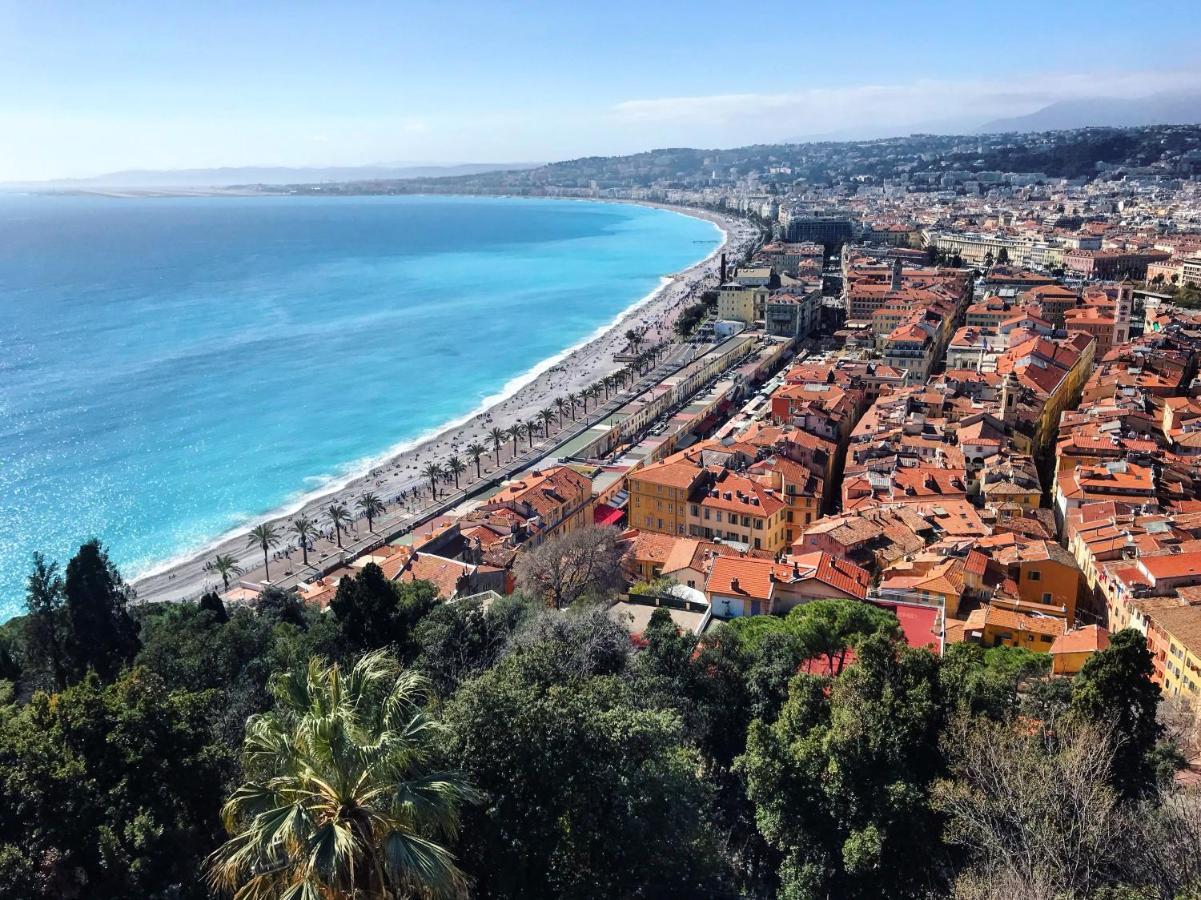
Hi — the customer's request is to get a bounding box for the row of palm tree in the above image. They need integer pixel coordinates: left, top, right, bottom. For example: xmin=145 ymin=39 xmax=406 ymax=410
xmin=219 ymin=341 xmax=673 ymax=589
xmin=232 ymin=492 xmax=388 ymax=584
xmin=407 ymin=342 xmax=672 ymax=512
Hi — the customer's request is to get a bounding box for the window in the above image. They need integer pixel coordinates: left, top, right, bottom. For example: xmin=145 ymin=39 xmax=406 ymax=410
xmin=742 ymin=515 xmax=751 ymax=527
xmin=691 ymin=504 xmax=700 ymax=516
xmin=754 ymin=538 xmax=762 ymax=549
xmin=755 ymin=519 xmax=763 ymax=530
xmin=704 ymin=509 xmax=711 ymax=520
xmin=1042 ymin=592 xmax=1052 ymax=604
xmin=714 ymin=511 xmax=722 ymax=523
xmin=656 ymin=518 xmax=663 ymax=530
xmin=1027 ymin=570 xmax=1041 ymax=581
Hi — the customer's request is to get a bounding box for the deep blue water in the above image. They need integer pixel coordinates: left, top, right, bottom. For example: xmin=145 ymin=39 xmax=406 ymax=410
xmin=0 ymin=194 xmax=719 ymax=619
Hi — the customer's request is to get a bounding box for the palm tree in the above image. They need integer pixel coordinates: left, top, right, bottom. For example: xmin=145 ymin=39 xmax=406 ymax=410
xmin=326 ymin=501 xmax=350 ymax=548
xmin=246 ymin=523 xmax=280 ymax=580
xmin=525 ymin=419 xmax=536 ymax=448
xmin=466 ymin=441 xmax=487 ymax=479
xmin=422 ymin=461 xmax=445 ymax=499
xmin=554 ymin=397 xmax=569 ymax=425
xmin=587 ymin=385 xmax=602 ymax=411
xmin=602 ymin=375 xmax=614 ymax=400
xmin=357 ymin=491 xmax=385 ymax=532
xmin=446 ymin=455 xmax=466 ymax=489
xmin=508 ymin=423 xmax=525 ymax=456
xmin=206 ymin=652 xmax=476 ymax=900
xmin=291 ymin=515 xmax=316 ymax=567
xmin=539 ymin=407 xmax=556 ymax=436
xmin=566 ymin=392 xmax=579 ymax=421
xmin=208 ymin=553 xmax=242 ymax=591
xmin=625 ymin=327 xmax=643 ymax=354
xmin=489 ymin=426 xmax=506 ymax=466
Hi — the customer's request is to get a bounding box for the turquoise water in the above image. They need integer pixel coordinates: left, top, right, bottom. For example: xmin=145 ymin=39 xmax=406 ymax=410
xmin=0 ymin=194 xmax=719 ymax=620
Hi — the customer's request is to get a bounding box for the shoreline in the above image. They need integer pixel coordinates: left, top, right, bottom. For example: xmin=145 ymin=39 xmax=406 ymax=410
xmin=130 ymin=200 xmax=758 ymax=605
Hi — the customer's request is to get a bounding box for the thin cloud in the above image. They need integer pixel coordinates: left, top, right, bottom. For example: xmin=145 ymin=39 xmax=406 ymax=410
xmin=612 ymin=69 xmax=1201 ymax=132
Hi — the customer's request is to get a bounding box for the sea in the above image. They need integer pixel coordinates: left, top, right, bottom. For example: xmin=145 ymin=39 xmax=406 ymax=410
xmin=0 ymin=193 xmax=720 ymax=621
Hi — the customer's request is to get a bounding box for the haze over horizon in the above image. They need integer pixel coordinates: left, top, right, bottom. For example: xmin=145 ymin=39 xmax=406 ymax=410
xmin=2 ymin=0 xmax=1200 ymax=182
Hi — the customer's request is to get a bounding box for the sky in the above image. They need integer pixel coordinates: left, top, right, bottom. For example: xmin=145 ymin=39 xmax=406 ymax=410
xmin=1 ymin=0 xmax=1200 ymax=181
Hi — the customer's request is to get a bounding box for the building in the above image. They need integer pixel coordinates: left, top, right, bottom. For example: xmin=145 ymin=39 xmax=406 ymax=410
xmin=1064 ymin=249 xmax=1171 ymax=281
xmin=962 ymin=605 xmax=1066 ymax=651
xmin=717 ymin=282 xmax=770 ymax=324
xmin=479 ymin=466 xmax=593 ymax=546
xmin=704 ymin=551 xmax=870 ymax=617
xmin=785 ymin=215 xmax=854 ymax=252
xmin=1049 ymin=625 xmax=1109 ymax=674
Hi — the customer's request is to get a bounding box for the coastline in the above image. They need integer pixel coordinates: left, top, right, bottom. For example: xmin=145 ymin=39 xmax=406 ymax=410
xmin=131 ymin=201 xmax=758 ymax=605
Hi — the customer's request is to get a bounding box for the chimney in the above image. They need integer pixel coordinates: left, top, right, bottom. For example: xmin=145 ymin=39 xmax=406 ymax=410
xmin=731 ymin=576 xmax=741 ymax=592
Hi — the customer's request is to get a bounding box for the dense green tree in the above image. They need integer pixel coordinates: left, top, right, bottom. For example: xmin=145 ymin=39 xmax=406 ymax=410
xmin=785 ymin=600 xmax=902 ymax=676
xmin=255 ymin=584 xmax=306 ymax=629
xmin=415 ymin=593 xmax=532 ymax=697
xmin=208 ymin=652 xmax=476 ymax=899
xmin=197 ymin=590 xmax=228 ymax=624
xmin=0 ymin=668 xmax=228 ymax=899
xmin=134 ymin=602 xmax=277 ymax=751
xmin=61 ymin=539 xmax=140 ymax=683
xmin=739 ymin=635 xmax=945 ymax=899
xmin=445 ymin=657 xmax=716 ymax=898
xmin=939 ymin=642 xmax=1049 ymax=720
xmin=21 ymin=553 xmax=66 ymax=692
xmin=1071 ymin=628 xmax=1164 ymax=797
xmin=503 ymin=605 xmax=630 ymax=686
xmin=635 ymin=609 xmax=752 ymax=767
xmin=329 ymin=562 xmax=397 ymax=649
xmin=745 ymin=629 xmax=806 ymax=722
xmin=328 ymin=563 xmax=440 ymax=657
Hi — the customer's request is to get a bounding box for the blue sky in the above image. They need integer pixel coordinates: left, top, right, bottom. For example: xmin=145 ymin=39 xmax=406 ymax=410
xmin=1 ymin=0 xmax=1199 ymax=180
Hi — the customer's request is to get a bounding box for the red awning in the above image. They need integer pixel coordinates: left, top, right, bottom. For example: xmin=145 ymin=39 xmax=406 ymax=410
xmin=593 ymin=504 xmax=625 ymax=527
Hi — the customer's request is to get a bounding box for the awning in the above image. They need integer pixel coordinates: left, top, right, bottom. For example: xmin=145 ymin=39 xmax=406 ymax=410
xmin=593 ymin=503 xmax=625 ymax=527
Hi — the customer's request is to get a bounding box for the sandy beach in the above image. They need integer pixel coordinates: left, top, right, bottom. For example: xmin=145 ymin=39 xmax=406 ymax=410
xmin=133 ymin=202 xmax=759 ymax=604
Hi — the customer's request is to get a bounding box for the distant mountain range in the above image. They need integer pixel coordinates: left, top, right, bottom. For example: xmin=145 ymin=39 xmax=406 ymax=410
xmin=1 ymin=162 xmax=540 ymax=190
xmin=979 ymin=92 xmax=1201 ymax=134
